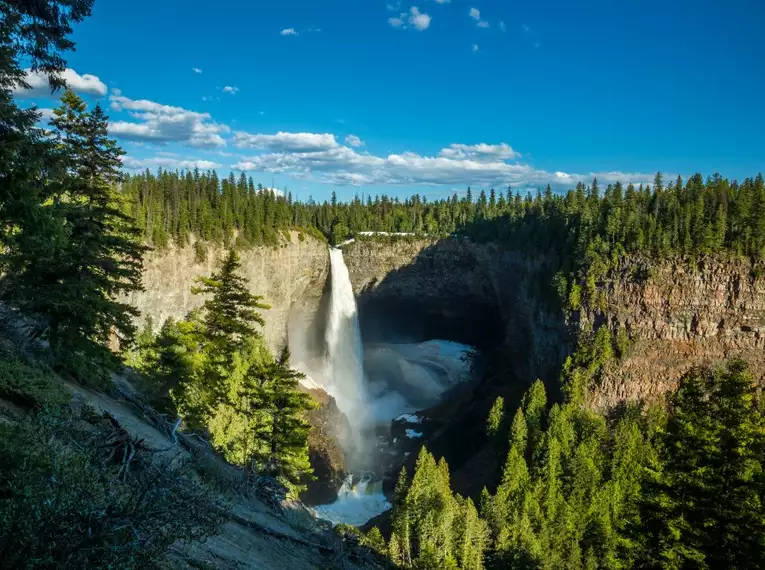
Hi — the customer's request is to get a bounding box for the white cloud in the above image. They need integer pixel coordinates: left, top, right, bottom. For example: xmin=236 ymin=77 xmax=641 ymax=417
xmin=345 ymin=134 xmax=364 ymax=147
xmin=109 ymin=94 xmax=229 ymax=148
xmin=280 ymin=28 xmax=298 ymax=36
xmin=522 ymin=24 xmax=541 ymax=48
xmin=439 ymin=143 xmax=519 ymax=161
xmin=13 ymin=68 xmax=107 ymax=98
xmin=121 ymin=156 xmax=223 ymax=171
xmin=390 ymin=6 xmax=431 ymax=30
xmin=386 ymin=3 xmax=401 ymax=11
xmin=227 ymin=131 xmax=655 ymax=190
xmin=434 ymin=0 xmax=450 ymax=3
xmin=234 ymin=131 xmax=340 ymax=152
xmin=499 ymin=20 xmax=506 ymax=32
xmin=37 ymin=108 xmax=56 ymax=123
xmin=409 ymin=7 xmax=431 ymax=30
xmin=222 ymin=86 xmax=239 ymax=95
xmin=472 ymin=44 xmax=479 ymax=53
xmin=192 ymin=67 xmax=202 ymax=74
xmin=468 ymin=7 xmax=488 ymax=27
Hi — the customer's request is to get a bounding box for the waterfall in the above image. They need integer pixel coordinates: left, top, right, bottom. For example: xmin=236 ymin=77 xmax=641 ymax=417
xmin=313 ymin=474 xmax=391 ymax=526
xmin=324 ymin=248 xmax=368 ymax=428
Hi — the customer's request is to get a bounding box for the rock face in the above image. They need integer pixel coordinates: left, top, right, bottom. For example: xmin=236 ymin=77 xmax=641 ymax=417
xmin=579 ymin=256 xmax=765 ymax=409
xmin=342 ymin=238 xmax=569 ymax=386
xmin=125 ymin=232 xmax=329 ymax=354
xmin=301 ymin=388 xmax=352 ymax=506
xmin=130 ymin=235 xmax=765 ymax=506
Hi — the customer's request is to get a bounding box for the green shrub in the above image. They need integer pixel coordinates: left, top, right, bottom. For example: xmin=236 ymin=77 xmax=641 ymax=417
xmin=0 ymin=357 xmax=70 ymax=409
xmin=0 ymin=411 xmax=226 ymax=568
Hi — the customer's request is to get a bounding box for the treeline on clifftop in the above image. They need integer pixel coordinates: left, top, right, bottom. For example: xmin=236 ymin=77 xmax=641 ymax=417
xmin=121 ymin=169 xmax=765 ymax=266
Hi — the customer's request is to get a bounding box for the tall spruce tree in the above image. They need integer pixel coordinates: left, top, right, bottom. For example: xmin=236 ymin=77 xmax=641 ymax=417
xmin=193 ymin=249 xmax=269 ymax=370
xmin=634 ymin=361 xmax=765 ymax=569
xmin=0 ymin=1 xmax=94 ymax=343
xmin=3 ymin=90 xmax=145 ymax=384
xmin=52 ymin=91 xmax=144 ymax=381
xmin=249 ymin=347 xmax=314 ymax=488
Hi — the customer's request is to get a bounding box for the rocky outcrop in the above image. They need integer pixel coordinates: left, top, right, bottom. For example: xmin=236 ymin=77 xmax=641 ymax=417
xmin=581 ymin=255 xmax=765 ymax=409
xmin=301 ymin=388 xmax=352 ymax=506
xmin=125 ymin=232 xmax=329 ymax=354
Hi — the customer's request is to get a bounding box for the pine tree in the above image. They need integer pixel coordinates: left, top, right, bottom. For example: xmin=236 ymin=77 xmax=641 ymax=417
xmin=0 ymin=0 xmax=94 ymax=356
xmin=486 ymin=396 xmax=504 ymax=438
xmin=193 ymin=249 xmax=269 ymax=375
xmin=454 ymin=497 xmax=489 ymax=570
xmin=253 ymin=347 xmax=315 ymax=489
xmin=634 ymin=361 xmax=765 ymax=569
xmin=5 ymin=91 xmax=145 ymax=384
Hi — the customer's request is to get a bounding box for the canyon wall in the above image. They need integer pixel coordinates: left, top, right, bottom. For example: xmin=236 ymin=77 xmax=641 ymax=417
xmin=341 ymin=238 xmax=569 ymax=387
xmin=582 ymin=255 xmax=765 ymax=409
xmin=125 ymin=232 xmax=329 ymax=354
xmin=130 ymin=235 xmax=765 ymax=413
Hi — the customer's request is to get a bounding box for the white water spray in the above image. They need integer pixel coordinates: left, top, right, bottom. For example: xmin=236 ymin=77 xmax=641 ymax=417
xmin=313 ymin=475 xmax=391 ymax=526
xmin=323 ymin=248 xmax=369 ymax=430
xmin=308 ymin=247 xmax=474 ymax=526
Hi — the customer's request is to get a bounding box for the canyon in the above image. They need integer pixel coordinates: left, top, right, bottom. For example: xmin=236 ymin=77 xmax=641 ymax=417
xmin=127 ymin=233 xmax=765 ymax=511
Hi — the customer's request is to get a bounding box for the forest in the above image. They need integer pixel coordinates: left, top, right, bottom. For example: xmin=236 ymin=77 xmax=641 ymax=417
xmin=1 ymin=0 xmax=764 ymax=568
xmin=121 ymin=168 xmax=765 ymax=262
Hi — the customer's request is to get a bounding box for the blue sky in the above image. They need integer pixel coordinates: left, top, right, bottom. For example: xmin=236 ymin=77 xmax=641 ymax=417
xmin=13 ymin=0 xmax=765 ymax=200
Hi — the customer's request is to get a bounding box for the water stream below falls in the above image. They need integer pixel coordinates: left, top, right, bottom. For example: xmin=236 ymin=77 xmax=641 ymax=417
xmin=306 ymin=247 xmax=474 ymax=526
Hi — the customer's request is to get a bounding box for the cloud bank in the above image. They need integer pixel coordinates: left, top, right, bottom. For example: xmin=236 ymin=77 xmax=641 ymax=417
xmin=231 ymin=130 xmax=655 ymax=189
xmin=109 ymin=92 xmax=228 ymax=148
xmin=13 ymin=68 xmax=107 ymax=98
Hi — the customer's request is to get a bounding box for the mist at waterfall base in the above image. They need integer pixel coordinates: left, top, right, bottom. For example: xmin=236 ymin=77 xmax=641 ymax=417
xmin=290 ymin=248 xmax=474 ymax=526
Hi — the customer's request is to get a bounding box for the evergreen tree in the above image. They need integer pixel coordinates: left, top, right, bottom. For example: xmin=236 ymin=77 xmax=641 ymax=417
xmin=634 ymin=361 xmax=765 ymax=568
xmin=5 ymin=90 xmax=145 ymax=384
xmin=485 ymin=396 xmax=504 ymax=438
xmin=0 ymin=0 xmax=94 ymax=353
xmin=193 ymin=249 xmax=269 ymax=375
xmin=251 ymin=347 xmax=315 ymax=488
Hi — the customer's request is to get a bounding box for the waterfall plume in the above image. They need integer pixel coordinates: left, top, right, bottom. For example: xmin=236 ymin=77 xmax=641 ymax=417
xmin=323 ymin=248 xmax=370 ymax=430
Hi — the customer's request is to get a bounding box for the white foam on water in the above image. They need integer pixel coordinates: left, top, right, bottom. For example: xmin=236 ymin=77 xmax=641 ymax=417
xmin=395 ymin=413 xmax=423 ymax=424
xmin=313 ymin=476 xmax=391 ymax=527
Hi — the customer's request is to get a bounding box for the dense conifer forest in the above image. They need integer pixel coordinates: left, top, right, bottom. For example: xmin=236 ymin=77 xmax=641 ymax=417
xmin=122 ymin=168 xmax=765 ymax=262
xmin=1 ymin=1 xmax=764 ymax=568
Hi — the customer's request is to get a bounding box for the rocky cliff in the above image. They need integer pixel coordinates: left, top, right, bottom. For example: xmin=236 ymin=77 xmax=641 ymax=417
xmin=581 ymin=255 xmax=765 ymax=409
xmin=342 ymin=239 xmax=765 ymax=410
xmin=130 ymin=235 xmax=765 ymax=506
xmin=125 ymin=232 xmax=329 ymax=354
xmin=341 ymin=237 xmax=569 ymax=386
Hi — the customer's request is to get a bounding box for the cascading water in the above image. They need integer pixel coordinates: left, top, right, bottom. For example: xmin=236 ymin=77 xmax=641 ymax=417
xmin=307 ymin=246 xmax=473 ymax=526
xmin=312 ymin=249 xmax=391 ymax=524
xmin=323 ymin=248 xmax=369 ymax=430
xmin=313 ymin=475 xmax=391 ymax=526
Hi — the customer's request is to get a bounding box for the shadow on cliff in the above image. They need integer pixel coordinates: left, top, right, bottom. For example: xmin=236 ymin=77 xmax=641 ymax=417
xmin=349 ymin=231 xmax=572 ymax=512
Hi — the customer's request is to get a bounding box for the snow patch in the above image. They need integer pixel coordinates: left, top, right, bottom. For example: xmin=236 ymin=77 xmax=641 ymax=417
xmin=406 ymin=429 xmax=423 ymax=438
